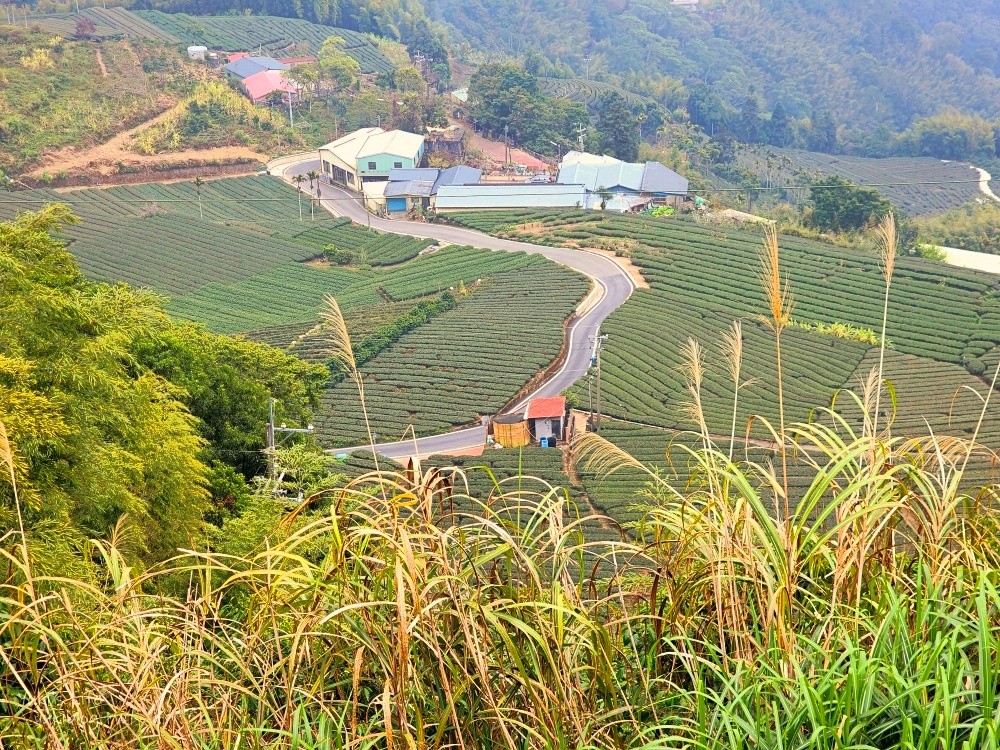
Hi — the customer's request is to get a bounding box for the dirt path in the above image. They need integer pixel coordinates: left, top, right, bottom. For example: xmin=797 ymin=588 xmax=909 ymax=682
xmin=95 ymin=48 xmax=108 ymax=78
xmin=28 ymin=103 xmax=268 ymax=177
xmin=974 ymin=166 xmax=1000 ymax=204
xmin=451 ymin=118 xmax=551 ymax=170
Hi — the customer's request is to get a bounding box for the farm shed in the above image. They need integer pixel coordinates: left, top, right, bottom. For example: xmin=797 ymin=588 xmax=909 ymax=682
xmin=362 ymin=180 xmax=388 ymax=213
xmin=187 ymin=45 xmax=207 ymax=60
xmin=558 ymin=151 xmax=689 ymax=209
xmin=492 ymin=414 xmax=530 ymax=448
xmin=224 ymin=56 xmax=289 ymax=80
xmin=319 ymin=128 xmax=426 ymax=188
xmin=525 ymin=397 xmax=567 ymax=446
xmin=385 ymin=168 xmax=439 ymax=212
xmin=240 ymin=70 xmax=300 ymax=104
xmin=435 ymin=183 xmax=587 ymax=212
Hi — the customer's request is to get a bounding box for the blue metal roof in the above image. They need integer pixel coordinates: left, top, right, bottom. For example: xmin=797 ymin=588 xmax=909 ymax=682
xmin=557 ymin=156 xmax=688 ymax=196
xmin=640 ymin=161 xmax=689 ymax=195
xmin=388 ymin=168 xmax=439 ymax=182
xmin=385 ymin=179 xmax=437 ymax=198
xmin=435 ymin=184 xmax=587 ymax=210
xmin=433 ymin=165 xmax=482 ymax=194
xmin=224 ymin=57 xmax=289 ymax=79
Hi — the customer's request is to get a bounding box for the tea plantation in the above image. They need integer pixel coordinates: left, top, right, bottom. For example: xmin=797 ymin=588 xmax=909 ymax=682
xmin=0 ymin=177 xmax=588 ymax=449
xmin=447 ymin=208 xmax=1000 ymax=520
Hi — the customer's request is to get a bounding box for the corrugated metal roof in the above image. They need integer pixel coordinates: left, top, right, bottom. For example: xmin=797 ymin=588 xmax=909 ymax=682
xmin=557 ymin=152 xmax=689 ymax=197
xmin=385 ymin=179 xmax=436 ymax=198
xmin=356 ymin=130 xmax=425 ymax=160
xmin=435 ymin=184 xmax=586 ymax=210
xmin=242 ymin=70 xmax=298 ymax=102
xmin=224 ymin=56 xmax=289 ymax=79
xmin=433 ymin=165 xmax=482 ymax=193
xmin=525 ymin=397 xmax=566 ymax=420
xmin=640 ymin=161 xmax=689 ymax=195
xmin=388 ymin=168 xmax=440 ymax=182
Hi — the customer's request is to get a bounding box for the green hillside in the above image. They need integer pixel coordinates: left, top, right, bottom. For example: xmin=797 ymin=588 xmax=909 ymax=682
xmin=429 ymin=0 xmax=1000 ymax=147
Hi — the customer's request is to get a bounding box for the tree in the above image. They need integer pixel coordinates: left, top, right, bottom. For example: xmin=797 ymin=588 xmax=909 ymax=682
xmin=394 ymin=64 xmax=424 ymax=93
xmin=596 ymin=92 xmax=639 ymax=162
xmin=736 ymin=93 xmax=763 ymax=144
xmin=292 ymin=174 xmax=306 ymax=220
xmin=686 ymin=83 xmax=727 ymax=136
xmin=0 ymin=206 xmax=209 ymax=567
xmin=766 ymin=102 xmax=794 ymax=147
xmin=133 ymin=324 xmax=327 ymax=483
xmin=74 ymin=17 xmax=97 ymax=40
xmin=193 ymin=176 xmax=204 ymax=218
xmin=809 ymin=175 xmax=893 ymax=233
xmin=317 ymin=36 xmax=361 ymax=92
xmin=808 ymin=110 xmax=838 ymax=153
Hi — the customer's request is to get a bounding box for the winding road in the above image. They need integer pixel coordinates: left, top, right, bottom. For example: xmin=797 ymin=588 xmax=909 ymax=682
xmin=273 ymin=157 xmax=636 ymax=460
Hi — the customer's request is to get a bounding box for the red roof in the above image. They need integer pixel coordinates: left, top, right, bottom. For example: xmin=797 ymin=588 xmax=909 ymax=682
xmin=227 ymin=52 xmax=250 ymax=62
xmin=278 ymin=55 xmax=317 ymax=65
xmin=525 ymin=396 xmax=566 ymax=420
xmin=242 ymin=70 xmax=299 ymax=103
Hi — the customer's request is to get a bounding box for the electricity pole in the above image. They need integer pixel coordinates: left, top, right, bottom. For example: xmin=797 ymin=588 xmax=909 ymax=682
xmin=575 ymin=123 xmax=587 ymax=153
xmin=265 ymin=399 xmax=315 ymax=486
xmin=591 ymin=333 xmax=608 ymax=432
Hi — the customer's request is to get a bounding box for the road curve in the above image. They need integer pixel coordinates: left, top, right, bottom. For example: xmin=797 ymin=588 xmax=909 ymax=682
xmin=276 ymin=158 xmax=636 ymax=460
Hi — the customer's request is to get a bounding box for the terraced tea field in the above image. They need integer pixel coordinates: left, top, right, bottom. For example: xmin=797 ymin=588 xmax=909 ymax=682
xmin=1 ymin=177 xmax=588 ymax=451
xmin=23 ymin=7 xmax=179 ymax=41
xmin=448 ymin=210 xmax=1000 ymax=470
xmin=737 ymin=146 xmax=988 ymax=216
xmin=134 ymin=11 xmax=395 ymax=74
xmin=316 ymin=265 xmax=589 ymax=446
xmin=537 ymin=78 xmax=654 ymax=109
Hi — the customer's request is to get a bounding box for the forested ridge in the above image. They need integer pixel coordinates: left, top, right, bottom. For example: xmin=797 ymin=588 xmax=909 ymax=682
xmin=427 ymin=0 xmax=1000 ymax=150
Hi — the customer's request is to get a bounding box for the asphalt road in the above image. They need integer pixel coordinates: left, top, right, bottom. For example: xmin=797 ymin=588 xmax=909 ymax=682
xmin=280 ymin=158 xmax=635 ymax=460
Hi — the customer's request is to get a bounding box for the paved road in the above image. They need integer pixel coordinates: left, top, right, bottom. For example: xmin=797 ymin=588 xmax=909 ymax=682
xmin=278 ymin=158 xmax=636 ymax=460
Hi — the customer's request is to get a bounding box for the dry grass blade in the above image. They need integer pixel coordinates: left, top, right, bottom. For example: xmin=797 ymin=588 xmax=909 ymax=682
xmin=572 ymin=431 xmax=661 ymax=484
xmin=679 ymin=337 xmax=710 ymax=446
xmin=758 ymin=224 xmax=793 ymax=331
xmin=872 ymin=213 xmax=896 ymax=440
xmin=721 ymin=321 xmax=744 ymax=460
xmin=0 ymin=416 xmax=17 ymax=496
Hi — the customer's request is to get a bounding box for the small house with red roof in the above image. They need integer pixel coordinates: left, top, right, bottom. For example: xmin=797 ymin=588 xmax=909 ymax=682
xmin=525 ymin=396 xmax=567 ymax=446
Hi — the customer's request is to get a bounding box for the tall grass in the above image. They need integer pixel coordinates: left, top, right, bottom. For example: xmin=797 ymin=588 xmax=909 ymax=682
xmin=4 ymin=223 xmax=1000 ymax=748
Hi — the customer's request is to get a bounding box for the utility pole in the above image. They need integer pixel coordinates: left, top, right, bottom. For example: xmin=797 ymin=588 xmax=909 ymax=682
xmin=591 ymin=333 xmax=608 ymax=432
xmin=575 ymin=123 xmax=587 ymax=153
xmin=287 ymin=93 xmax=294 ymax=129
xmin=504 ymin=124 xmax=510 ymax=165
xmin=265 ymin=399 xmax=315 ymax=486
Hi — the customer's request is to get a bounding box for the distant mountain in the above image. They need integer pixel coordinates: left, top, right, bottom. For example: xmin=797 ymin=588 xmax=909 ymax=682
xmin=426 ymin=0 xmax=1000 ymax=145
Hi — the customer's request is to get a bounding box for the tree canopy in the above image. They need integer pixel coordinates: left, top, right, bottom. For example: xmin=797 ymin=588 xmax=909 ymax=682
xmin=0 ymin=207 xmax=328 ymax=567
xmin=808 ymin=176 xmax=893 ymax=233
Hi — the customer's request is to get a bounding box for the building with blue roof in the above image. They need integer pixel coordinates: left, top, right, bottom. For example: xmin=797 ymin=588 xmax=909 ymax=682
xmin=557 ymin=151 xmax=689 ymax=211
xmin=224 ymin=56 xmax=290 ymax=80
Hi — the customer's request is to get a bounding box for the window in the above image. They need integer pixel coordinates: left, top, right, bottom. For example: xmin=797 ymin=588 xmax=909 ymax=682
xmin=394 ymin=161 xmax=403 ymax=169
xmin=368 ymin=161 xmax=377 ymax=170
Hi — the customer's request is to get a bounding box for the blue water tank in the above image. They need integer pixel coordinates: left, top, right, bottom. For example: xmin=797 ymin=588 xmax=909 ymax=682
xmin=539 ymin=437 xmax=550 ymax=448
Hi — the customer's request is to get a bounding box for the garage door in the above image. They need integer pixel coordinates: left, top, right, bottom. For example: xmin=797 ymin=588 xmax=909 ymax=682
xmin=387 ymin=197 xmax=407 ymax=212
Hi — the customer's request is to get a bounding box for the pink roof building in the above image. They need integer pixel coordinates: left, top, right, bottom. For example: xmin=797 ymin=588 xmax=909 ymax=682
xmin=241 ymin=70 xmax=300 ymax=104
xmin=227 ymin=51 xmax=250 ymax=62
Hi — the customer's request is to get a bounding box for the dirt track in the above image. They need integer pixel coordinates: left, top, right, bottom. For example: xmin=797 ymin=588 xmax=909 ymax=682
xmin=28 ymin=103 xmax=268 ymax=178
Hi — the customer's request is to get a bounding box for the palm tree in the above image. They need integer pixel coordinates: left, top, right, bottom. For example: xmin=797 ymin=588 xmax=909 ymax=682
xmin=292 ymin=174 xmax=306 ymax=221
xmin=306 ymin=170 xmax=320 ymax=221
xmin=193 ymin=176 xmax=204 ymax=219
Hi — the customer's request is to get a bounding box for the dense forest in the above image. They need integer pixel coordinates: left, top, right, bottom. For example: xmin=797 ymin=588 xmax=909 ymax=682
xmin=427 ymin=0 xmax=1000 ymax=154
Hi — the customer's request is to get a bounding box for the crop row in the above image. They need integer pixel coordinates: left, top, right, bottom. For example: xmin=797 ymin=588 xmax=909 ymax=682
xmin=134 ymin=11 xmax=395 ymax=74
xmin=284 ymin=223 xmax=432 ymax=266
xmin=740 ymin=147 xmax=984 ymax=217
xmin=168 ymin=263 xmax=378 ymax=334
xmin=537 ymin=77 xmax=653 ymax=109
xmin=26 ymin=7 xmax=179 ymax=41
xmin=70 ymin=213 xmax=319 ymax=296
xmin=376 ymin=246 xmax=543 ymax=300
